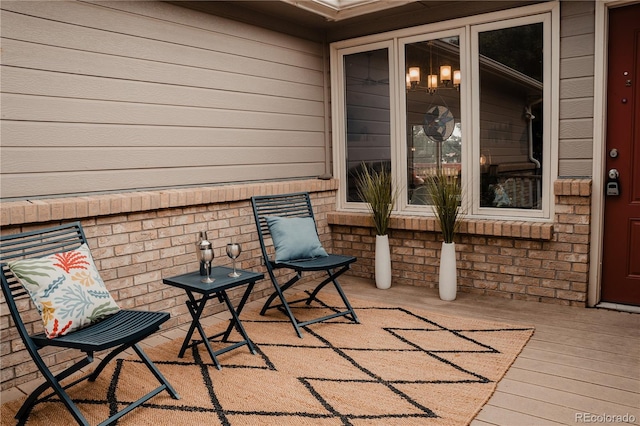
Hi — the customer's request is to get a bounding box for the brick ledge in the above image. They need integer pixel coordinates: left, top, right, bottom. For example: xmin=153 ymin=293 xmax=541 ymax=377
xmin=1 ymin=179 xmax=339 ymax=227
xmin=553 ymin=178 xmax=591 ymax=196
xmin=328 ymin=212 xmax=553 ymax=240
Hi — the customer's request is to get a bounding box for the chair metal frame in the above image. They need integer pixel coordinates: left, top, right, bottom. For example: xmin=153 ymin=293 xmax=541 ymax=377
xmin=251 ymin=192 xmax=359 ymax=338
xmin=0 ymin=222 xmax=180 ymax=426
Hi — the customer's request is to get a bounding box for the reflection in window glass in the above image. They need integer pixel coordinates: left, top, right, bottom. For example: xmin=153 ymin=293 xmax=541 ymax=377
xmin=478 ymin=23 xmax=543 ymax=209
xmin=344 ymin=49 xmax=391 ymax=202
xmin=405 ymin=37 xmax=462 ymax=205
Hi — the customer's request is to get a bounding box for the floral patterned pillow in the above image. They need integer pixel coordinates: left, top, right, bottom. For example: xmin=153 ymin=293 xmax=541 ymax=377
xmin=7 ymin=243 xmax=121 ymax=339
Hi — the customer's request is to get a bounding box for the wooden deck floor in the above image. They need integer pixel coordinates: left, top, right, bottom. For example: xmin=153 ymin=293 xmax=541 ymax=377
xmin=3 ymin=275 xmax=639 ymax=425
xmin=337 ymin=276 xmax=640 ymax=426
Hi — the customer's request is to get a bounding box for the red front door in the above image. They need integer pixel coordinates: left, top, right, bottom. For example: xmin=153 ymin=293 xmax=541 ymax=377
xmin=601 ymin=3 xmax=640 ymax=306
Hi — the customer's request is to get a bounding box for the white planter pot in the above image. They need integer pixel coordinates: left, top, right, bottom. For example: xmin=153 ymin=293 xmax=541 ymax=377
xmin=375 ymin=234 xmax=392 ymax=289
xmin=438 ymin=242 xmax=457 ymax=301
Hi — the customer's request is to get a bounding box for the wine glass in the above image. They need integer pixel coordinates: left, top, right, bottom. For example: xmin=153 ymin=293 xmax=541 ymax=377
xmin=226 ymin=243 xmax=242 ymax=277
xmin=200 ymin=246 xmax=215 ymax=283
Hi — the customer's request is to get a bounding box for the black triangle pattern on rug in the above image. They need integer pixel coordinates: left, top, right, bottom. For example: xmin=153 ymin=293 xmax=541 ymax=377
xmin=25 ymin=300 xmax=534 ymax=425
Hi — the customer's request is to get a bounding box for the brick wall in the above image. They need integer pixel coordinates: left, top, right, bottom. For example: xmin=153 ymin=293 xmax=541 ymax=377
xmin=329 ymin=179 xmax=591 ymax=306
xmin=0 ymin=179 xmax=338 ymax=391
xmin=0 ymin=177 xmax=592 ymax=391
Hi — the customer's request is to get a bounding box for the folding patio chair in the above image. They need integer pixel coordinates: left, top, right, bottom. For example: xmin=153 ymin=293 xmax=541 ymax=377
xmin=0 ymin=222 xmax=179 ymax=426
xmin=251 ymin=192 xmax=359 ymax=337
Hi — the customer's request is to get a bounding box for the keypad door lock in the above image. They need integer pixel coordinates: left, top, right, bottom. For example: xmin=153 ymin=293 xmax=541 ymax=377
xmin=606 ymin=168 xmax=620 ymax=196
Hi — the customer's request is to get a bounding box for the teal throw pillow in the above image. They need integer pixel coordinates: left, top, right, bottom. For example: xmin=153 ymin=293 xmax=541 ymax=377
xmin=265 ymin=216 xmax=329 ymax=263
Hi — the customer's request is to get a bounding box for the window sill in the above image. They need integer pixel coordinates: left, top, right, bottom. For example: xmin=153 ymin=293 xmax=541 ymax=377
xmin=327 ymin=212 xmax=553 ymax=240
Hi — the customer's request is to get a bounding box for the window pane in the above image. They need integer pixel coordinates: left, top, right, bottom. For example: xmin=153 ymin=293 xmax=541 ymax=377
xmin=405 ymin=37 xmax=462 ymax=205
xmin=344 ymin=49 xmax=391 ymax=202
xmin=478 ymin=23 xmax=543 ymax=209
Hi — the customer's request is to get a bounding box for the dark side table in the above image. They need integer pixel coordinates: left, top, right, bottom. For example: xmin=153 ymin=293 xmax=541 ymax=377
xmin=163 ymin=267 xmax=264 ymax=369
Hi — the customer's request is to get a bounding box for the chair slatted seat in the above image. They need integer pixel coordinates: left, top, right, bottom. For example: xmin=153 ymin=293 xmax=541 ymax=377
xmin=0 ymin=222 xmax=179 ymax=426
xmin=251 ymin=192 xmax=359 ymax=337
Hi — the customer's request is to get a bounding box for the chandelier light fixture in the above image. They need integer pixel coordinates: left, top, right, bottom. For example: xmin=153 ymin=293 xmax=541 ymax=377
xmin=406 ymin=42 xmax=460 ymax=94
xmin=406 ymin=65 xmax=461 ymax=93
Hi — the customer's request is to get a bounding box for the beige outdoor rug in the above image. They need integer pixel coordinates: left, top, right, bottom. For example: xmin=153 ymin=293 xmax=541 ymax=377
xmin=1 ymin=293 xmax=534 ymax=425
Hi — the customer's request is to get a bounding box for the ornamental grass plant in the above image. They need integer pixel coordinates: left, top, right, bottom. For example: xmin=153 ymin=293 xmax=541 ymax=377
xmin=356 ymin=163 xmax=398 ymax=236
xmin=425 ymin=171 xmax=464 ymax=243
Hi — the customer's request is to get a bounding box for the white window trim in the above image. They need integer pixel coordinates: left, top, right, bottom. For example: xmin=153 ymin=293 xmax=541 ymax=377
xmin=398 ymin=28 xmax=467 ymax=213
xmin=331 ymin=1 xmax=560 ymax=221
xmin=331 ymin=40 xmax=396 ymax=213
xmin=470 ymin=11 xmax=558 ymax=220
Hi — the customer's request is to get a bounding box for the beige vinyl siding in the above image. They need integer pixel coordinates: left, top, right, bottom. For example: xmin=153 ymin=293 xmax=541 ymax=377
xmin=0 ymin=1 xmax=326 ymax=199
xmin=558 ymin=0 xmax=595 ymax=177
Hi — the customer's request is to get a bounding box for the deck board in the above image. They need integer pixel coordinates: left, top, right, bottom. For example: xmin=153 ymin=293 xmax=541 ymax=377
xmin=519 ymin=347 xmax=638 ymax=376
xmin=528 ymin=331 xmax=640 ymax=360
xmin=496 ymin=379 xmax=640 ymax=417
xmin=505 ymin=368 xmax=640 ymax=407
xmin=513 ymin=356 xmax=640 ymax=393
xmin=483 ymin=392 xmax=585 ymax=424
xmin=472 ymin=404 xmax=566 ymax=425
